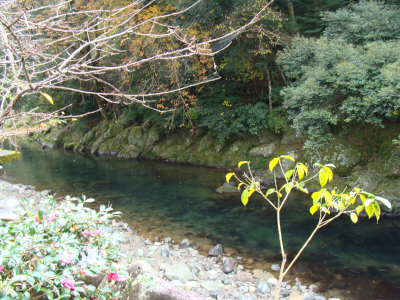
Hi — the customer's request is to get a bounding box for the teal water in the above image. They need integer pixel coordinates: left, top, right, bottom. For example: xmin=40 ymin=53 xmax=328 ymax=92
xmin=2 ymin=139 xmax=400 ymax=299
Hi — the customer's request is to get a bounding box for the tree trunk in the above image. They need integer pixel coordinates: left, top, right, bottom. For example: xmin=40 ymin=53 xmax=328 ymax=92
xmin=287 ymin=1 xmax=295 ymax=19
xmin=266 ymin=69 xmax=272 ymax=111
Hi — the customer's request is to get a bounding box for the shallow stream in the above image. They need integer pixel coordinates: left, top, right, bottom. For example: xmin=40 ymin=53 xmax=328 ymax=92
xmin=2 ymin=139 xmax=400 ymax=299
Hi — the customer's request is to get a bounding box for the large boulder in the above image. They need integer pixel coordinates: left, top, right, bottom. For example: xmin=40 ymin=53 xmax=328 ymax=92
xmin=164 ymin=263 xmax=194 ymax=282
xmin=249 ymin=142 xmax=279 ymax=158
xmin=301 ymin=136 xmax=363 ymax=176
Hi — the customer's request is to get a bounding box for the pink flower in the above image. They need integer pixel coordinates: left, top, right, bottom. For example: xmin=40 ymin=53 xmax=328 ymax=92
xmin=100 ymin=249 xmax=106 ymax=256
xmin=82 ymin=285 xmax=87 ymax=289
xmin=34 ymin=215 xmax=42 ymax=224
xmin=107 ymin=271 xmax=129 ymax=283
xmin=61 ymin=278 xmax=76 ymax=290
xmin=107 ymin=272 xmax=119 ymax=282
xmin=0 ymin=266 xmax=3 ymax=272
xmin=83 ymin=230 xmax=92 ymax=236
xmin=92 ymin=230 xmax=102 ymax=236
xmin=79 ymin=270 xmax=87 ymax=276
xmin=52 ymin=242 xmax=56 ymax=247
xmin=111 ymin=298 xmax=119 ymax=300
xmin=61 ymin=252 xmax=73 ymax=265
xmin=48 ymin=210 xmax=59 ymax=222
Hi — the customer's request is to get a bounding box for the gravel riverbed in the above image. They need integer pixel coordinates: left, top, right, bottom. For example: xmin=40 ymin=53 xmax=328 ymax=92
xmin=0 ymin=179 xmax=342 ymax=300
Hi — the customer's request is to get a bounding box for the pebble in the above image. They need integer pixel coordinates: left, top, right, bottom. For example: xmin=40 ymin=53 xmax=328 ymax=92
xmin=271 ymin=264 xmax=281 ymax=271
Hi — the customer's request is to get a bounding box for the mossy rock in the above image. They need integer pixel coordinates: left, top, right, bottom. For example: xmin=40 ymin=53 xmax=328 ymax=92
xmin=128 ymin=126 xmax=144 ymax=145
xmin=281 ymin=127 xmax=306 ymax=145
xmin=215 ymin=186 xmax=239 ymax=193
xmin=373 ymin=180 xmax=400 ymax=212
xmin=42 ymin=125 xmax=66 ymax=148
xmin=0 ymin=150 xmax=20 ymax=164
xmin=197 ymin=131 xmax=215 ymax=153
xmin=301 ymin=136 xmax=363 ymax=177
xmin=377 ymin=144 xmax=400 ymax=178
xmin=249 ymin=142 xmax=279 ymax=158
xmin=346 ymin=170 xmax=384 ymax=193
xmin=145 ymin=124 xmax=160 ymax=147
xmin=257 ymin=128 xmax=281 ymax=144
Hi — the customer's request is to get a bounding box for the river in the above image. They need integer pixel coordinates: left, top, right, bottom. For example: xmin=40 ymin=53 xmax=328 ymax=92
xmin=2 ymin=139 xmax=400 ymax=299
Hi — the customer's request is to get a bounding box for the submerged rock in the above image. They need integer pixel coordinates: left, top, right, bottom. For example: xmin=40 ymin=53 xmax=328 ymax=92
xmin=208 ymin=244 xmax=224 ymax=256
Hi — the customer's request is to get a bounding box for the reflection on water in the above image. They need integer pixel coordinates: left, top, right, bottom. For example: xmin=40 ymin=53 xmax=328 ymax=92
xmin=3 ymin=139 xmax=400 ymax=299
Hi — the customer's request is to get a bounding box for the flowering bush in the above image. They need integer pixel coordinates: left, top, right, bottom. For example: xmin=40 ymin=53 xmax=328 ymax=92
xmin=0 ymin=195 xmax=129 ymax=300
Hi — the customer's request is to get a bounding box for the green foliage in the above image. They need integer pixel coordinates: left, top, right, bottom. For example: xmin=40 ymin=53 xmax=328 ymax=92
xmin=277 ymin=1 xmax=400 ymax=148
xmin=227 ymin=155 xmax=390 ymax=298
xmin=323 ymin=0 xmax=400 ymax=44
xmin=0 ymin=195 xmax=128 ymax=300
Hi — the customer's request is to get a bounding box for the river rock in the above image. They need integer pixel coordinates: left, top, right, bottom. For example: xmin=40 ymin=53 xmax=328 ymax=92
xmin=171 ymin=280 xmax=184 ymax=287
xmin=257 ymin=280 xmax=271 ymax=293
xmin=271 ymin=264 xmax=281 ymax=271
xmin=289 ymin=291 xmax=303 ymax=300
xmin=180 ymin=239 xmax=199 ymax=250
xmin=164 ymin=237 xmax=172 ymax=243
xmin=235 ymin=272 xmax=252 ymax=282
xmin=208 ymin=244 xmax=224 ymax=256
xmin=222 ymin=257 xmax=237 ymax=273
xmin=200 ymin=280 xmax=224 ymax=291
xmin=253 ymin=269 xmax=274 ymax=281
xmin=165 ymin=263 xmax=193 ymax=282
xmin=267 ymin=278 xmax=278 ymax=287
xmin=314 ymin=294 xmax=328 ymax=300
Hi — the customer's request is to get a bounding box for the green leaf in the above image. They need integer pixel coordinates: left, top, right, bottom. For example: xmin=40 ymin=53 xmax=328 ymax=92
xmin=269 ymin=158 xmax=279 ymax=172
xmin=297 ymin=186 xmax=309 ymax=194
xmin=281 ymin=155 xmax=295 ymax=161
xmin=266 ymin=188 xmax=275 ymax=196
xmin=38 ymin=209 xmax=43 ymax=221
xmin=238 ymin=161 xmax=249 ymax=168
xmin=285 ymin=170 xmax=294 ymax=180
xmin=350 ymin=213 xmax=358 ymax=223
xmin=375 ymin=196 xmax=392 ymax=209
xmin=29 ymin=227 xmax=35 ymax=236
xmin=284 ymin=182 xmax=293 ymax=194
xmin=26 ymin=276 xmax=35 ymax=286
xmin=310 ymin=204 xmax=320 ymax=215
xmin=226 ymin=173 xmax=235 ymax=183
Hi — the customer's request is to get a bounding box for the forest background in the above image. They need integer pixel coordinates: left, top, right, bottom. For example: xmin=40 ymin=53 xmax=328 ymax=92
xmin=10 ymin=0 xmax=400 ymax=152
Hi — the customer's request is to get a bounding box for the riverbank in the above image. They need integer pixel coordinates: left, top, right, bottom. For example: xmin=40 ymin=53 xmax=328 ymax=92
xmin=0 ymin=179 xmax=344 ymax=300
xmin=32 ymin=119 xmax=400 ymax=213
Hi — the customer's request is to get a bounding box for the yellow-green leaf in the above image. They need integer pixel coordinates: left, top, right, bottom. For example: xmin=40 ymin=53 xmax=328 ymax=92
xmin=312 ymin=192 xmax=321 ymax=201
xmin=365 ymin=203 xmax=375 ymax=218
xmin=238 ymin=161 xmax=249 ymax=168
xmin=350 ymin=212 xmax=358 ymax=223
xmin=299 ymin=163 xmax=308 ymax=176
xmin=374 ymin=202 xmax=381 ymax=223
xmin=310 ymin=204 xmax=319 ymax=215
xmin=298 ymin=186 xmax=308 ymax=194
xmin=237 ymin=182 xmax=245 ymax=190
xmin=297 ymin=165 xmax=304 ymax=180
xmin=281 ymin=155 xmax=295 ymax=161
xmin=41 ymin=92 xmax=54 ymax=105
xmin=355 ymin=205 xmax=364 ymax=215
xmin=321 ymin=207 xmax=331 ymax=214
xmin=319 ymin=169 xmax=328 ymax=188
xmin=285 ymin=170 xmax=294 ymax=180
xmin=360 ymin=194 xmax=366 ymax=204
xmin=324 ymin=166 xmax=333 ymax=181
xmin=269 ymin=158 xmax=279 ymax=172
xmin=324 ymin=191 xmax=333 ymax=206
xmin=226 ymin=173 xmax=235 ymax=183
xmin=241 ymin=190 xmax=249 ymax=206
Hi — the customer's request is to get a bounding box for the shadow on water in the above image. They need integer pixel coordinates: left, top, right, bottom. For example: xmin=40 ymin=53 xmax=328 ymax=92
xmin=2 ymin=139 xmax=400 ymax=300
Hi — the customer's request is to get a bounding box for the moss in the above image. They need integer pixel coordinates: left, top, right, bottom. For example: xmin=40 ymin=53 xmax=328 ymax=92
xmin=0 ymin=150 xmax=20 ymax=164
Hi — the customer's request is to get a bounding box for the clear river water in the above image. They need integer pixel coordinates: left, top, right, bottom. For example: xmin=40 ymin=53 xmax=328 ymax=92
xmin=2 ymin=139 xmax=400 ymax=299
